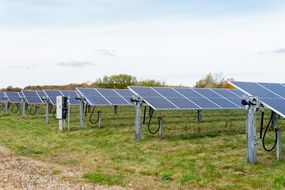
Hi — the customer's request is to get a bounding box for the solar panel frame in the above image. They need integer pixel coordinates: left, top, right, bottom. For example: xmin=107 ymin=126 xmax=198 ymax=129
xmin=22 ymin=90 xmax=44 ymax=105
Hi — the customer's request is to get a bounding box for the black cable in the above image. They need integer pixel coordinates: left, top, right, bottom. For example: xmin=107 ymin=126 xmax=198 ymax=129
xmin=11 ymin=104 xmax=19 ymax=114
xmin=262 ymin=112 xmax=278 ymax=152
xmin=147 ymin=110 xmax=162 ymax=135
xmin=143 ymin=106 xmax=147 ymax=125
xmin=29 ymin=105 xmax=37 ymax=116
xmin=260 ymin=111 xmax=264 ymax=139
xmin=89 ymin=106 xmax=99 ymax=124
xmin=52 ymin=107 xmax=57 ymax=120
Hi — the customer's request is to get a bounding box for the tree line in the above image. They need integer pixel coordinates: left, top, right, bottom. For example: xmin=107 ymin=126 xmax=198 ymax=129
xmin=1 ymin=73 xmax=235 ymax=91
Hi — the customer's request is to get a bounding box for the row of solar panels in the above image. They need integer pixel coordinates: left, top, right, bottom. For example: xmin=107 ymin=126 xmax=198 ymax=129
xmin=0 ymin=88 xmax=246 ymax=111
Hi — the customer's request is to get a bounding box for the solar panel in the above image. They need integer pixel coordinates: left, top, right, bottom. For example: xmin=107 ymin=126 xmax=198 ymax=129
xmin=60 ymin=90 xmax=80 ymax=105
xmin=76 ymin=88 xmax=132 ymax=106
xmin=129 ymin=86 xmax=245 ymax=110
xmin=43 ymin=90 xmax=63 ymax=105
xmin=22 ymin=90 xmax=44 ymax=105
xmin=114 ymin=89 xmax=134 ymax=104
xmin=36 ymin=90 xmax=46 ymax=99
xmin=5 ymin=92 xmax=21 ymax=103
xmin=0 ymin=92 xmax=5 ymax=103
xmin=230 ymin=81 xmax=285 ymax=117
xmin=194 ymin=89 xmax=240 ymax=109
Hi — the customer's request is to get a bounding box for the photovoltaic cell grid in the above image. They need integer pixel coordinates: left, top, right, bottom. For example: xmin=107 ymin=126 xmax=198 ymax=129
xmin=0 ymin=92 xmax=5 ymax=103
xmin=36 ymin=90 xmax=46 ymax=99
xmin=43 ymin=90 xmax=80 ymax=105
xmin=43 ymin=90 xmax=63 ymax=105
xmin=60 ymin=90 xmax=80 ymax=105
xmin=5 ymin=92 xmax=21 ymax=103
xmin=76 ymin=88 xmax=133 ymax=106
xmin=22 ymin=91 xmax=44 ymax=105
xmin=128 ymin=86 xmax=244 ymax=110
xmin=230 ymin=81 xmax=285 ymax=118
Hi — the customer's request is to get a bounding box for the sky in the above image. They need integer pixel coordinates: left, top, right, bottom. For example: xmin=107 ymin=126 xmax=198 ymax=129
xmin=1 ymin=0 xmax=285 ymax=88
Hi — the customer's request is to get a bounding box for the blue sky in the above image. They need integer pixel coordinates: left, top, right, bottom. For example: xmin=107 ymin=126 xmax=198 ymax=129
xmin=0 ymin=0 xmax=285 ymax=87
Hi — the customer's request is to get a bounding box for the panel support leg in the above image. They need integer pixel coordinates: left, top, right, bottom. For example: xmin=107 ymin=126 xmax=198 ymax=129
xmin=45 ymin=101 xmax=49 ymax=124
xmin=198 ymin=110 xmax=202 ymax=122
xmin=22 ymin=101 xmax=26 ymax=117
xmin=114 ymin=105 xmax=118 ymax=115
xmin=244 ymin=96 xmax=261 ymax=164
xmin=135 ymin=102 xmax=142 ymax=140
xmin=272 ymin=112 xmax=281 ymax=161
xmin=98 ymin=111 xmax=102 ymax=128
xmin=79 ymin=99 xmax=84 ymax=129
xmin=4 ymin=101 xmax=8 ymax=116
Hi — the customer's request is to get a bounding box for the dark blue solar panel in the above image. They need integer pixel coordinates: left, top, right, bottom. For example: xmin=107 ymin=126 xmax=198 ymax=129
xmin=211 ymin=89 xmax=241 ymax=98
xmin=43 ymin=90 xmax=63 ymax=105
xmin=22 ymin=91 xmax=43 ymax=105
xmin=230 ymin=89 xmax=245 ymax=97
xmin=129 ymin=87 xmax=244 ymax=110
xmin=97 ymin=89 xmax=130 ymax=105
xmin=60 ymin=90 xmax=80 ymax=105
xmin=36 ymin=90 xmax=46 ymax=99
xmin=171 ymin=88 xmax=221 ymax=109
xmin=257 ymin=83 xmax=285 ymax=98
xmin=152 ymin=87 xmax=200 ymax=109
xmin=231 ymin=81 xmax=285 ymax=117
xmin=76 ymin=88 xmax=111 ymax=106
xmin=129 ymin=87 xmax=178 ymax=110
xmin=0 ymin=92 xmax=5 ymax=102
xmin=114 ymin=89 xmax=134 ymax=104
xmin=194 ymin=89 xmax=239 ymax=108
xmin=5 ymin=92 xmax=21 ymax=103
xmin=232 ymin=82 xmax=280 ymax=98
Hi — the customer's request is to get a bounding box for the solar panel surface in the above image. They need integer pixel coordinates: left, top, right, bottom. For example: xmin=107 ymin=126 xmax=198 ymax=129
xmin=60 ymin=90 xmax=80 ymax=105
xmin=5 ymin=92 xmax=21 ymax=103
xmin=76 ymin=88 xmax=132 ymax=106
xmin=0 ymin=92 xmax=5 ymax=102
xmin=22 ymin=91 xmax=44 ymax=105
xmin=36 ymin=90 xmax=46 ymax=99
xmin=128 ymin=86 xmax=245 ymax=110
xmin=43 ymin=90 xmax=62 ymax=105
xmin=230 ymin=81 xmax=285 ymax=117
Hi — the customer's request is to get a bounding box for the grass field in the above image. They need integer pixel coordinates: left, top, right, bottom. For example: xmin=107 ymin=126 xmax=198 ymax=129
xmin=0 ymin=105 xmax=285 ymax=189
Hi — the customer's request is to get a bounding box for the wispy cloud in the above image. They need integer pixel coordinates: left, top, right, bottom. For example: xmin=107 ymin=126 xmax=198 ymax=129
xmin=94 ymin=49 xmax=116 ymax=57
xmin=57 ymin=61 xmax=93 ymax=67
xmin=272 ymin=48 xmax=285 ymax=54
xmin=8 ymin=64 xmax=37 ymax=70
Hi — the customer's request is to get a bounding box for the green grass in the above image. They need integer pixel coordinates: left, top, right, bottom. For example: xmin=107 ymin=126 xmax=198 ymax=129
xmin=0 ymin=105 xmax=284 ymax=189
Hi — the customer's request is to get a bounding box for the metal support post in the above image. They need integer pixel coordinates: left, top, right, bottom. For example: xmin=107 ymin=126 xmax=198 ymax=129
xmin=4 ymin=100 xmax=8 ymax=116
xmin=59 ymin=120 xmax=63 ymax=131
xmin=45 ymin=101 xmax=49 ymax=124
xmin=272 ymin=112 xmax=281 ymax=161
xmin=67 ymin=97 xmax=71 ymax=131
xmin=98 ymin=111 xmax=102 ymax=128
xmin=22 ymin=100 xmax=26 ymax=117
xmin=79 ymin=99 xmax=84 ymax=129
xmin=243 ymin=96 xmax=261 ymax=164
xmin=198 ymin=110 xmax=202 ymax=122
xmin=114 ymin=105 xmax=118 ymax=115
